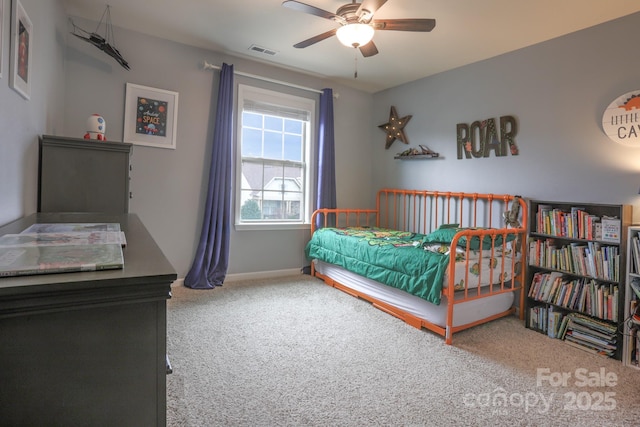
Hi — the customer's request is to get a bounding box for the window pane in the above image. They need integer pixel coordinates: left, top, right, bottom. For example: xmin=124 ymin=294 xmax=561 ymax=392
xmin=265 ymin=116 xmax=282 ymax=131
xmin=240 ymin=161 xmax=264 ymax=190
xmin=243 ymin=112 xmax=262 ymax=128
xmin=284 ymin=119 xmax=302 ymax=134
xmin=242 ymin=128 xmax=262 ymax=157
xmin=284 ymin=134 xmax=302 ymax=161
xmin=263 ymin=163 xmax=282 ymax=188
xmin=264 ymin=131 xmax=282 ymax=159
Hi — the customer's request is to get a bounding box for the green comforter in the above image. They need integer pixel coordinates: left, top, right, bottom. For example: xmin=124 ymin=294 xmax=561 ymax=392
xmin=305 ymin=227 xmax=450 ymax=305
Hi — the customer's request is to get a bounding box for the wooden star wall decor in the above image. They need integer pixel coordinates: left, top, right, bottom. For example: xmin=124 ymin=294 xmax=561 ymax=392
xmin=378 ymin=106 xmax=412 ymax=149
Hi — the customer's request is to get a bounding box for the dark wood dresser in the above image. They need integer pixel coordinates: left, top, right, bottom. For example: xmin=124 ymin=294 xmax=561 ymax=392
xmin=0 ymin=213 xmax=176 ymax=426
xmin=38 ymin=135 xmax=132 ymax=214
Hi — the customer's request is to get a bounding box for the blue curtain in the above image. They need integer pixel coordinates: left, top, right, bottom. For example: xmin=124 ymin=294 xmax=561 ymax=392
xmin=184 ymin=63 xmax=234 ymax=289
xmin=315 ymin=88 xmax=336 ymax=228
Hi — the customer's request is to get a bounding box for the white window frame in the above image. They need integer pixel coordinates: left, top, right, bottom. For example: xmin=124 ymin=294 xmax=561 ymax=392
xmin=235 ymin=84 xmax=316 ymax=231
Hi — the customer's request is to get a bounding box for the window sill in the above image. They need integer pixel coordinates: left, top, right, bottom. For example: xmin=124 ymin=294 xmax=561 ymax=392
xmin=234 ymin=222 xmax=311 ymax=231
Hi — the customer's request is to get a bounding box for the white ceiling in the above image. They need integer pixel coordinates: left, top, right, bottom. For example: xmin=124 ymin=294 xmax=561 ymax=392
xmin=61 ymin=0 xmax=640 ymax=93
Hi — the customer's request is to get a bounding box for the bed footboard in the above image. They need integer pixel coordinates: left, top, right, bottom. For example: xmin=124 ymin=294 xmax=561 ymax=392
xmin=308 ymin=189 xmax=528 ymax=344
xmin=442 ymin=226 xmax=526 ymax=343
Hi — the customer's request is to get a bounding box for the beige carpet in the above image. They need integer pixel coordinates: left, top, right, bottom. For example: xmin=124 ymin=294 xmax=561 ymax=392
xmin=166 ymin=275 xmax=640 ymax=426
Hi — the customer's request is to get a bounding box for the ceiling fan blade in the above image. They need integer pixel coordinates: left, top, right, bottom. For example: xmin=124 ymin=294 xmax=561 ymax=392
xmin=372 ymin=19 xmax=436 ymax=32
xmin=282 ymin=0 xmax=339 ymax=21
xmin=356 ymin=0 xmax=388 ymax=22
xmin=293 ymin=28 xmax=338 ymax=48
xmin=359 ymin=40 xmax=379 ymax=57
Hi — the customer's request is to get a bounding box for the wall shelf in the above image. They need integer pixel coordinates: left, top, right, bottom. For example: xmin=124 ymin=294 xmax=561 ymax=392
xmin=394 ymin=154 xmax=442 ymax=160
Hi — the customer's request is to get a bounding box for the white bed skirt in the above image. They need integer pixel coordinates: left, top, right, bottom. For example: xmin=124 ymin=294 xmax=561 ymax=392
xmin=313 ymin=260 xmax=514 ymax=328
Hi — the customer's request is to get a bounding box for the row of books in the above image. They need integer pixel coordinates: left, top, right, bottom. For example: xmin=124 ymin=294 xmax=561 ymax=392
xmin=528 ymin=271 xmax=618 ymax=321
xmin=528 ymin=238 xmax=620 ymax=281
xmin=535 ymin=205 xmax=621 ymax=243
xmin=0 ymin=223 xmax=125 ymax=278
xmin=528 ymin=306 xmax=618 ymax=357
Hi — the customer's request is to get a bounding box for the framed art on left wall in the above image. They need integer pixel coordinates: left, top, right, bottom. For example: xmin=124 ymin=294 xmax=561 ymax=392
xmin=9 ymin=0 xmax=32 ymax=100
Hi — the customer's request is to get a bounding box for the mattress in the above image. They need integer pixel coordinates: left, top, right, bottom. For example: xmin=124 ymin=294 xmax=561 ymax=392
xmin=306 ymin=226 xmax=520 ymax=305
xmin=313 ymin=259 xmax=515 ymax=328
xmin=428 ymin=243 xmax=521 ymax=292
xmin=305 ymin=227 xmax=449 ymax=304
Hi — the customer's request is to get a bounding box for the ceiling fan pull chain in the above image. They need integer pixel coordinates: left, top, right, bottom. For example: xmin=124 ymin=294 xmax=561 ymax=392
xmin=354 ymin=50 xmax=358 ymax=79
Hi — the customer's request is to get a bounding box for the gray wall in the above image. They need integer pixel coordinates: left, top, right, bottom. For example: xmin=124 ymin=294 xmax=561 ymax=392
xmin=4 ymin=4 xmax=640 ymax=280
xmin=372 ymin=13 xmax=640 ymax=225
xmin=62 ymin=17 xmax=375 ymax=279
xmin=0 ymin=0 xmax=67 ymax=226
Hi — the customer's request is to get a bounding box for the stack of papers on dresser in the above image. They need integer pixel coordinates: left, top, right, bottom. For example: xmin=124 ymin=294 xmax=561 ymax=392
xmin=0 ymin=223 xmax=125 ymax=278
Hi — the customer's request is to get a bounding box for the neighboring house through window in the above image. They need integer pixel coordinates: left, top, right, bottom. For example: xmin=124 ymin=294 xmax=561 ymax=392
xmin=235 ymin=84 xmax=315 ymax=230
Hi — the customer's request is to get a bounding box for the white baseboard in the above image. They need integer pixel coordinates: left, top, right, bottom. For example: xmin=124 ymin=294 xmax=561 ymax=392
xmin=171 ymin=268 xmax=304 ymax=288
xmin=225 ymin=268 xmax=303 ymax=282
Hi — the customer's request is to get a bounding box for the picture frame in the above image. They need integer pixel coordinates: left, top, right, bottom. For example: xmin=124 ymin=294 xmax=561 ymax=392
xmin=9 ymin=0 xmax=31 ymax=99
xmin=123 ymin=83 xmax=179 ymax=149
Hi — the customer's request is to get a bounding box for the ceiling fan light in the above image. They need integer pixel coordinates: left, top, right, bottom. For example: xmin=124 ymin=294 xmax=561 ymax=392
xmin=336 ymin=23 xmax=374 ymax=48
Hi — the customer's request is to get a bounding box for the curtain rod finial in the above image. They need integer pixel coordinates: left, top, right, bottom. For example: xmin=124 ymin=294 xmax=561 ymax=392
xmin=202 ymin=60 xmax=219 ymax=71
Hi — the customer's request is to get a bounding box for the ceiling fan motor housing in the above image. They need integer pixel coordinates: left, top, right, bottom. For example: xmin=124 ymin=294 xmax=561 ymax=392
xmin=336 ymin=3 xmax=365 ymax=24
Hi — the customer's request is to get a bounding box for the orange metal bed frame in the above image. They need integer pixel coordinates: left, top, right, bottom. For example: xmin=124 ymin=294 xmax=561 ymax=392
xmin=309 ymin=189 xmax=528 ymax=344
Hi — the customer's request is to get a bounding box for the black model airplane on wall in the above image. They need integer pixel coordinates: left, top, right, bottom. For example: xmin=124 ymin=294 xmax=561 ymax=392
xmin=70 ymin=5 xmax=130 ymax=70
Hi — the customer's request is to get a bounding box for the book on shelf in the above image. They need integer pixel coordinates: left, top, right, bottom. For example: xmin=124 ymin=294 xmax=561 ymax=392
xmin=558 ymin=315 xmax=571 ymax=339
xmin=564 ymin=336 xmax=616 ymax=357
xmin=528 ymin=305 xmax=548 ymax=332
xmin=566 ymin=329 xmax=616 ymax=351
xmin=0 ymin=223 xmax=125 ymax=278
xmin=594 ymin=221 xmax=602 ymax=241
xmin=562 ymin=313 xmax=618 ymax=357
xmin=547 ymin=306 xmax=564 ymax=339
xmin=601 ymin=217 xmax=621 ymax=243
xmin=536 ymin=204 xmax=553 ymax=235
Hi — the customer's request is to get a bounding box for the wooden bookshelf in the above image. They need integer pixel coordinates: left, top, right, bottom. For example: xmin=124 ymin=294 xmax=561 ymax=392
xmin=525 ymin=200 xmax=632 ymax=360
xmin=623 ymin=225 xmax=640 ymax=369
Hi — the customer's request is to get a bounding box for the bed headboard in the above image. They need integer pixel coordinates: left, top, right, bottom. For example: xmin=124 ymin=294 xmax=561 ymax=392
xmin=311 ymin=189 xmax=527 ymax=235
xmin=376 ymin=189 xmax=527 ymax=234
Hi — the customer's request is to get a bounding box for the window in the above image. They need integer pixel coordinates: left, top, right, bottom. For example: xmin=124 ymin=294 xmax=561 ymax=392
xmin=235 ymin=85 xmax=315 ymax=229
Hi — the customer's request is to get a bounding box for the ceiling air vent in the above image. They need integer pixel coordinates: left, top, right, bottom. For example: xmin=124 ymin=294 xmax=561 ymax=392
xmin=249 ymin=44 xmax=277 ymax=56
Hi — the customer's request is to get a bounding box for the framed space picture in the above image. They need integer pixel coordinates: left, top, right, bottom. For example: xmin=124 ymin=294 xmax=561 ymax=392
xmin=123 ymin=83 xmax=179 ymax=149
xmin=10 ymin=0 xmax=32 ymax=99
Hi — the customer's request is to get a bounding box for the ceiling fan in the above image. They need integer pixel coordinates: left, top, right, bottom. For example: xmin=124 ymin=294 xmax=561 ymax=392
xmin=282 ymin=0 xmax=436 ymax=57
